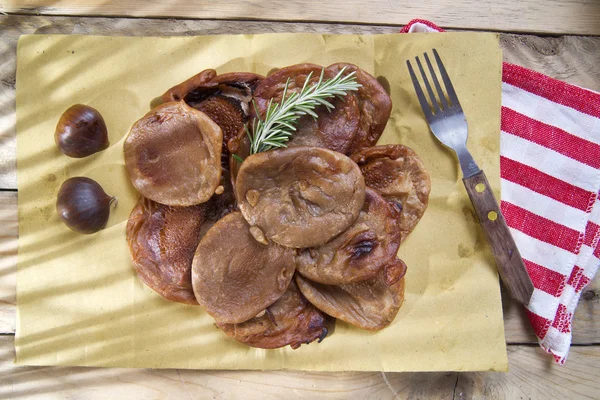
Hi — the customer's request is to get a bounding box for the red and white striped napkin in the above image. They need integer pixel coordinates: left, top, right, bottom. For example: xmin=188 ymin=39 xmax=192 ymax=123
xmin=401 ymin=19 xmax=600 ymax=364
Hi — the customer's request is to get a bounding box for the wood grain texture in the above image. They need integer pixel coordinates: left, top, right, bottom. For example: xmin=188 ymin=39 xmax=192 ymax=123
xmin=463 ymin=171 xmax=534 ymax=305
xmin=2 ymin=0 xmax=600 ymax=35
xmin=0 ymin=191 xmax=17 ymax=335
xmin=455 ymin=345 xmax=600 ymax=399
xmin=1 ymin=335 xmax=598 ymax=399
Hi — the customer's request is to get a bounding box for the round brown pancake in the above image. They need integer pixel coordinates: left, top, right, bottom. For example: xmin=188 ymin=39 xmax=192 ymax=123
xmin=217 ymin=280 xmax=332 ymax=349
xmin=351 ymin=145 xmax=431 ymax=239
xmin=296 ymin=188 xmax=401 ymax=285
xmin=252 ymin=63 xmax=360 ymax=154
xmin=296 ymin=259 xmax=407 ymax=330
xmin=192 ymin=211 xmax=296 ymax=324
xmin=235 ymin=146 xmax=366 ymax=249
xmin=326 ymin=63 xmax=392 ymax=154
xmin=126 ymin=198 xmax=207 ymax=305
xmin=124 ymin=101 xmax=222 ymax=206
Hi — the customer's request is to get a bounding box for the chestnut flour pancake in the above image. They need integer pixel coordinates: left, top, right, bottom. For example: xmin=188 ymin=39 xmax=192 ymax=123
xmin=296 ymin=259 xmax=407 ymax=330
xmin=235 ymin=146 xmax=366 ymax=248
xmin=124 ymin=101 xmax=223 ymax=206
xmin=253 ymin=64 xmax=360 ymax=154
xmin=351 ymin=145 xmax=431 ymax=239
xmin=326 ymin=63 xmax=392 ymax=154
xmin=192 ymin=212 xmax=296 ymax=324
xmin=127 ymin=198 xmax=207 ymax=305
xmin=296 ymin=188 xmax=401 ymax=285
xmin=217 ymin=280 xmax=332 ymax=349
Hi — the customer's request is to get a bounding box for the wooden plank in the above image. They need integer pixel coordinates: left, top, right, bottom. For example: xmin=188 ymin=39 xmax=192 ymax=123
xmin=0 ymin=336 xmax=458 ymax=399
xmin=2 ymin=0 xmax=600 ymax=35
xmin=1 ymin=335 xmax=598 ymax=399
xmin=0 ymin=191 xmax=17 ymax=335
xmin=2 ymin=15 xmax=600 ymax=190
xmin=456 ymin=346 xmax=600 ymax=399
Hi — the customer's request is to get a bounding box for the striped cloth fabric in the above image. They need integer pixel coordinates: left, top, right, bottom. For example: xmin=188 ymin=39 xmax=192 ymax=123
xmin=401 ymin=20 xmax=600 ymax=364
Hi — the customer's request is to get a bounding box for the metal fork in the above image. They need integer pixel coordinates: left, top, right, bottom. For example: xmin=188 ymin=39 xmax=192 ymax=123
xmin=407 ymin=49 xmax=534 ymax=305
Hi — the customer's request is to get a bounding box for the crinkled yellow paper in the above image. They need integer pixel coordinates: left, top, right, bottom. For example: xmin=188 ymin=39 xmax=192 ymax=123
xmin=15 ymin=32 xmax=507 ymax=371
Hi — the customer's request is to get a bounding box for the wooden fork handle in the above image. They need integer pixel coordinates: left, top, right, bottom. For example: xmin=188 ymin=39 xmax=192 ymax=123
xmin=463 ymin=170 xmax=534 ymax=305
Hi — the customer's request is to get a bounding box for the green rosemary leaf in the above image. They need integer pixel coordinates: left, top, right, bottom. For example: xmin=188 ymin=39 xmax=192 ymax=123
xmin=247 ymin=67 xmax=360 ymax=155
xmin=232 ymin=154 xmax=245 ymax=164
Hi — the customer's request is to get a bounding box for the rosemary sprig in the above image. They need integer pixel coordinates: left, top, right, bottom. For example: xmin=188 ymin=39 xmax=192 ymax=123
xmin=247 ymin=67 xmax=361 ymax=155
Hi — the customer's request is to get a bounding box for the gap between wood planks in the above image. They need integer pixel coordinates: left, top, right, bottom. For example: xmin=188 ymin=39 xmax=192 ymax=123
xmin=2 ymin=0 xmax=600 ymax=36
xmin=0 ymin=12 xmax=550 ymax=36
xmin=0 ymin=11 xmax=594 ymax=38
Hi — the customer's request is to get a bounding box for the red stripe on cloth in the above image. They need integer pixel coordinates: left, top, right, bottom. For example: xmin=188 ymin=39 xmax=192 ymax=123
xmin=500 ymin=157 xmax=594 ymax=211
xmin=583 ymin=221 xmax=600 ymax=247
xmin=399 ymin=19 xmax=444 ymax=33
xmin=566 ymin=266 xmax=591 ymax=293
xmin=503 ymin=63 xmax=600 ymax=119
xmin=594 ymin=245 xmax=600 ymax=258
xmin=525 ymin=259 xmax=566 ymax=297
xmin=567 ymin=266 xmax=584 ymax=286
xmin=552 ymin=304 xmax=572 ymax=334
xmin=501 ymin=202 xmax=581 ymax=253
xmin=526 ymin=310 xmax=551 ymax=339
xmin=576 ymin=275 xmax=591 ymax=293
xmin=553 ymin=354 xmax=564 ymax=364
xmin=501 ymin=107 xmax=600 ymax=169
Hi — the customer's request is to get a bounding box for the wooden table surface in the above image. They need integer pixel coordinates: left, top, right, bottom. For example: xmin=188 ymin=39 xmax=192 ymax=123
xmin=1 ymin=2 xmax=600 ymax=398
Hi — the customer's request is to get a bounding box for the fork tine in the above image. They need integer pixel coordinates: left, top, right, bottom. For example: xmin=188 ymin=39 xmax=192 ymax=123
xmin=433 ymin=48 xmax=461 ymax=107
xmin=424 ymin=52 xmax=449 ymax=110
xmin=416 ymin=56 xmax=441 ymax=114
xmin=406 ymin=59 xmax=433 ymax=119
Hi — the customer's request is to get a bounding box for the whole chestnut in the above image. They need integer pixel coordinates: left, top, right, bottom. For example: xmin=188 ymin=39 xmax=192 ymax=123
xmin=55 ymin=104 xmax=109 ymax=158
xmin=56 ymin=177 xmax=116 ymax=234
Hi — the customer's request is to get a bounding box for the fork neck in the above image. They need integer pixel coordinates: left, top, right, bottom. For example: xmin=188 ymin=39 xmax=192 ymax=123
xmin=455 ymin=145 xmax=481 ymax=178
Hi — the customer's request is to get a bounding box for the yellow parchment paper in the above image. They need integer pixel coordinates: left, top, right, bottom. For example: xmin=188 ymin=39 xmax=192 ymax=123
xmin=15 ymin=32 xmax=507 ymax=372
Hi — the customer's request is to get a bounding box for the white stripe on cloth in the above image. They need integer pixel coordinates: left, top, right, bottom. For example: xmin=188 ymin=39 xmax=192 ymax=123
xmin=502 ymin=83 xmax=600 ymax=144
xmin=528 ymin=288 xmax=561 ymax=320
xmin=501 ymin=179 xmax=588 ymax=231
xmin=501 ymin=132 xmax=600 ymax=193
xmin=589 ymin=198 xmax=600 ymax=225
xmin=577 ymin=245 xmax=597 ymax=271
xmin=509 ymin=228 xmax=577 ymax=276
xmin=584 ymin=255 xmax=600 ymax=280
xmin=541 ymin=326 xmax=570 ymax=359
xmin=563 ymin=284 xmax=579 ymax=310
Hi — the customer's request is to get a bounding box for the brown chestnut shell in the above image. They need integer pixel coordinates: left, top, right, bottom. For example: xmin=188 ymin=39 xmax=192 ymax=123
xmin=55 ymin=104 xmax=109 ymax=158
xmin=56 ymin=177 xmax=115 ymax=234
